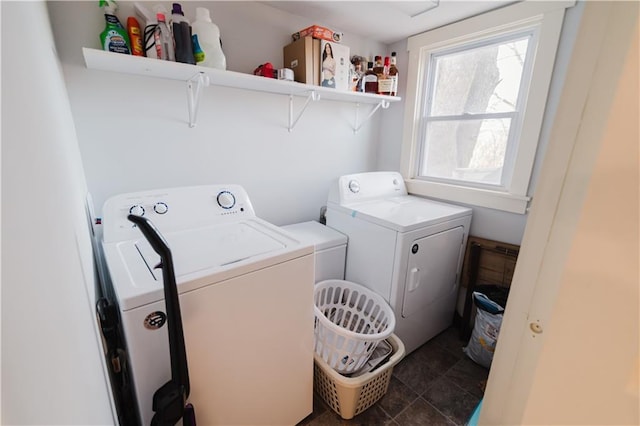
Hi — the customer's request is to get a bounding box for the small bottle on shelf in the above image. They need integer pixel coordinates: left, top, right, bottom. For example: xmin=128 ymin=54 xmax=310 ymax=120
xmin=350 ymin=56 xmax=364 ymax=92
xmin=372 ymin=55 xmax=383 ymax=76
xmin=377 ymin=56 xmax=393 ymax=95
xmin=154 ymin=12 xmax=175 ymax=61
xmin=361 ymin=61 xmax=378 ymax=94
xmin=389 ymin=51 xmax=399 ymax=96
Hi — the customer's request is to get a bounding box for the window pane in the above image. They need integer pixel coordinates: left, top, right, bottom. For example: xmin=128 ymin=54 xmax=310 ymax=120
xmin=430 ymin=37 xmax=529 ymax=116
xmin=419 ymin=118 xmax=511 ymax=186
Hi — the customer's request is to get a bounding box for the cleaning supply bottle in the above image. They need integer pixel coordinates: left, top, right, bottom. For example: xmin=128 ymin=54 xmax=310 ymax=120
xmin=127 ymin=16 xmax=144 ymax=56
xmin=190 ymin=7 xmax=226 ymax=70
xmin=154 ymin=12 xmax=175 ymax=61
xmin=99 ymin=0 xmax=131 ymax=54
xmin=171 ymin=3 xmax=195 ymax=64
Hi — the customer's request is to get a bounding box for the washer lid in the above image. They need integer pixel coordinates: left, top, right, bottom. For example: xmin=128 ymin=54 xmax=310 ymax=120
xmin=136 ymin=222 xmax=285 ymax=278
xmin=282 ymin=221 xmax=347 ymax=251
xmin=331 ymin=195 xmax=472 ymax=233
xmin=103 ymin=218 xmax=312 ymax=311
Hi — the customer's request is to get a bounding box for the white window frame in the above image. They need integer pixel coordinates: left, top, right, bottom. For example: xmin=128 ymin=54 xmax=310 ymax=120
xmin=400 ymin=1 xmax=574 ymax=214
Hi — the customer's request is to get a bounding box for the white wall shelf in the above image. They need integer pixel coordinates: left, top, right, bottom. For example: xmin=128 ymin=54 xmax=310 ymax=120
xmin=82 ymin=48 xmax=401 ymax=130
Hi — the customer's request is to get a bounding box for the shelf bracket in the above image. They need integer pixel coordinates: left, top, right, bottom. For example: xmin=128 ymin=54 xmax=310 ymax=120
xmin=186 ymin=72 xmax=210 ymax=128
xmin=353 ymin=100 xmax=390 ymax=134
xmin=288 ymin=91 xmax=320 ymax=132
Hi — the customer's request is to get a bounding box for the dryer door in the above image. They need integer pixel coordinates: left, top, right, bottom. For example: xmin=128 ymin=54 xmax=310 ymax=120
xmin=402 ymin=226 xmax=464 ymax=318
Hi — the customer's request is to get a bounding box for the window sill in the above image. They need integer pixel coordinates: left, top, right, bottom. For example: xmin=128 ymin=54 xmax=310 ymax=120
xmin=405 ymin=178 xmax=531 ymax=214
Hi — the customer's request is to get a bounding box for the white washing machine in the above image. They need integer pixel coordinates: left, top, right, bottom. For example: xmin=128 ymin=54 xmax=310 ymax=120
xmin=101 ymin=185 xmax=314 ymax=426
xmin=326 ymin=172 xmax=472 ymax=354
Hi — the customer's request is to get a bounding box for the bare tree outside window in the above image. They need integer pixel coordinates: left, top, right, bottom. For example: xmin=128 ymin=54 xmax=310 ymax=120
xmin=420 ymin=36 xmax=530 ymax=187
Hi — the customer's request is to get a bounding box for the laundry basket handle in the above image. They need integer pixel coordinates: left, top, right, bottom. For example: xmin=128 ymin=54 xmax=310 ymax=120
xmin=128 ymin=214 xmax=195 ymax=426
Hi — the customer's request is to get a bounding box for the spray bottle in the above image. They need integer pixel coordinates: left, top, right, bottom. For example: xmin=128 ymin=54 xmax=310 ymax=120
xmin=99 ymin=0 xmax=131 ymax=54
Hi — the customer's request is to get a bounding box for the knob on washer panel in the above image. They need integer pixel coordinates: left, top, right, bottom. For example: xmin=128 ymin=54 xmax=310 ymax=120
xmin=154 ymin=202 xmax=168 ymax=214
xmin=217 ymin=191 xmax=236 ymax=209
xmin=129 ymin=205 xmax=145 ymax=216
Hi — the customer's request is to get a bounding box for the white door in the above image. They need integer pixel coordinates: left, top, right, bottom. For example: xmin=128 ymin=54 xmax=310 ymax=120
xmin=402 ymin=227 xmax=464 ymax=318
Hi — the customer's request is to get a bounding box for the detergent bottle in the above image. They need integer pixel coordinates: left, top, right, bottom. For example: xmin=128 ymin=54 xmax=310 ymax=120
xmin=190 ymin=7 xmax=226 ymax=70
xmin=99 ymin=0 xmax=131 ymax=54
xmin=171 ymin=3 xmax=195 ymax=64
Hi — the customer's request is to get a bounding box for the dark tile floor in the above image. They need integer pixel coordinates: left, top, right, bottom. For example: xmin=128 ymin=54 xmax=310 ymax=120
xmin=299 ymin=326 xmax=488 ymax=426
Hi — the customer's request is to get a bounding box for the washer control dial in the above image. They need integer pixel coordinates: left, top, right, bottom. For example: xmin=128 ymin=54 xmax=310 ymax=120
xmin=153 ymin=202 xmax=168 ymax=214
xmin=129 ymin=204 xmax=145 ymax=216
xmin=217 ymin=191 xmax=236 ymax=209
xmin=348 ymin=180 xmax=360 ymax=194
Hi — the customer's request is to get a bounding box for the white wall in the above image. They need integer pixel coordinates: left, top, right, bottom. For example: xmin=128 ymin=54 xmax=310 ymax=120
xmin=47 ymin=1 xmax=389 ymax=226
xmin=1 ymin=1 xmax=115 ymax=423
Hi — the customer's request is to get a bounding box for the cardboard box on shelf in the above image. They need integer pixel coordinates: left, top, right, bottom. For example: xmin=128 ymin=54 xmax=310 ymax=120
xmin=320 ymin=40 xmax=350 ymax=91
xmin=283 ymin=36 xmax=320 ymax=85
xmin=292 ymin=25 xmax=343 ymax=43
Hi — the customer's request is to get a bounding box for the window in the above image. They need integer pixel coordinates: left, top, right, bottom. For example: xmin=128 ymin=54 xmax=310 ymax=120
xmin=400 ymin=1 xmax=574 ymax=213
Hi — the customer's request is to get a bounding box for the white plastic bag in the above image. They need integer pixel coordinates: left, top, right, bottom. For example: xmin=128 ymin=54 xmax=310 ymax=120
xmin=463 ymin=292 xmax=504 ymax=369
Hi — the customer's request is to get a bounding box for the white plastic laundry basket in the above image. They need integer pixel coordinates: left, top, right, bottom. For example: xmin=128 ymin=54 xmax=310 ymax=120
xmin=314 ymin=279 xmax=395 ymax=374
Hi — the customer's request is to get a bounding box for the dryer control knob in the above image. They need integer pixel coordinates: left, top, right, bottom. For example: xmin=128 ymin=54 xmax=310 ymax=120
xmin=154 ymin=202 xmax=168 ymax=214
xmin=348 ymin=180 xmax=360 ymax=193
xmin=129 ymin=204 xmax=145 ymax=216
xmin=217 ymin=191 xmax=236 ymax=209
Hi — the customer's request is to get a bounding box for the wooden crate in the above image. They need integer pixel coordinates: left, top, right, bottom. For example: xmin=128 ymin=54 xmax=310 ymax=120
xmin=460 ymin=236 xmax=519 ymax=290
xmin=458 ymin=236 xmax=520 ymax=340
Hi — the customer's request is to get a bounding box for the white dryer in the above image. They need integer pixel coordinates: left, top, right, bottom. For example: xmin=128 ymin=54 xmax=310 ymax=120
xmin=101 ymin=185 xmax=314 ymax=426
xmin=326 ymin=172 xmax=472 ymax=354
